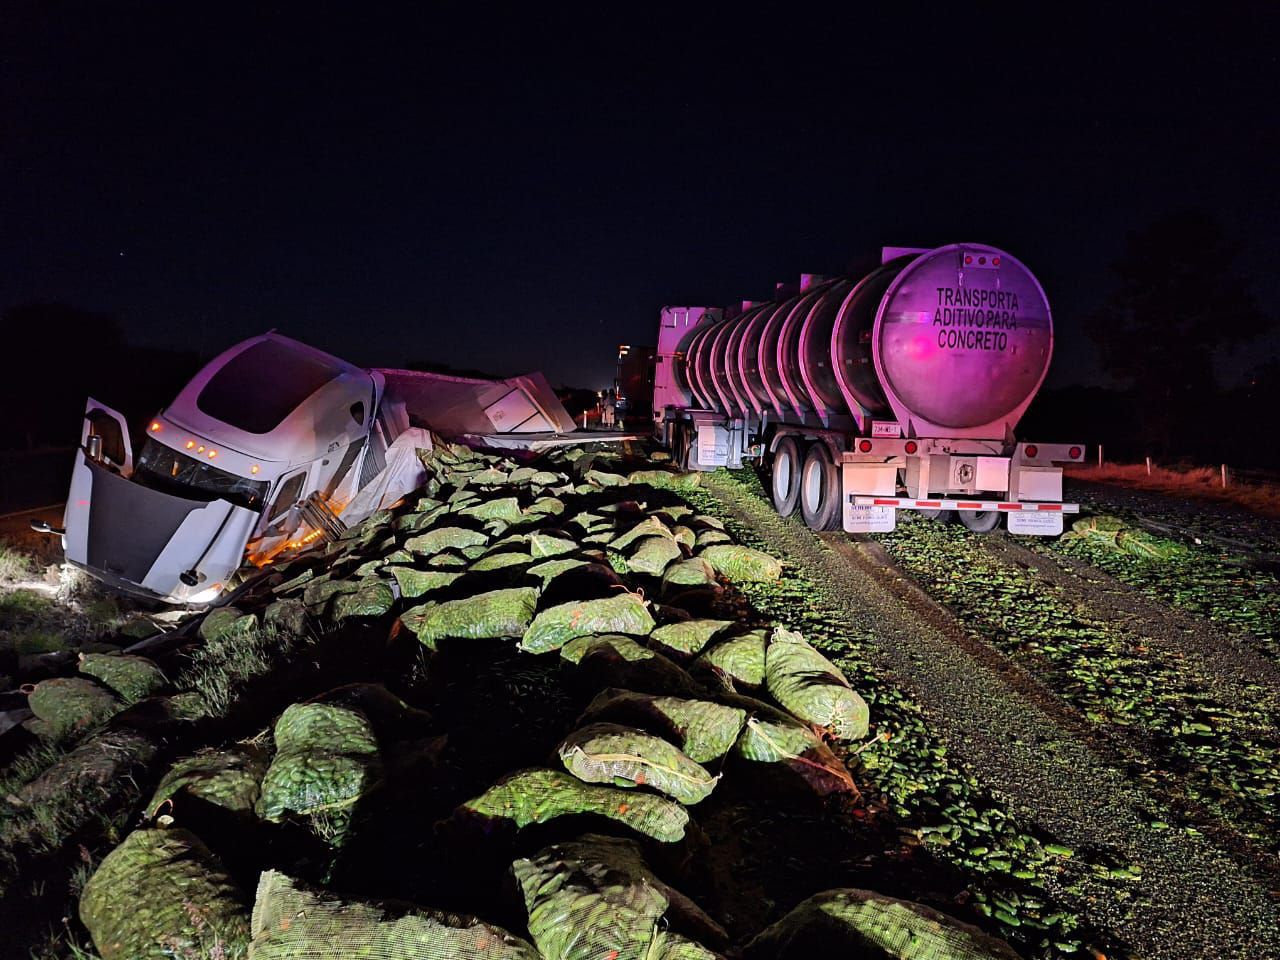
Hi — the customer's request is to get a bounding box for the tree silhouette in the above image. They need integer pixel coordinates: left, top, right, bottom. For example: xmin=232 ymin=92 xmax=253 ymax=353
xmin=1087 ymin=211 xmax=1267 ymax=458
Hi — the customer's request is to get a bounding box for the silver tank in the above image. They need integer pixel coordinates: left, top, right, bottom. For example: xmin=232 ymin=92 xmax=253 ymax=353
xmin=672 ymin=243 xmax=1053 ymax=439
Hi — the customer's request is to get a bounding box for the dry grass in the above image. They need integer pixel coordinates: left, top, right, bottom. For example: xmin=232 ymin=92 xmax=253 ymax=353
xmin=1068 ymin=462 xmax=1280 ymax=518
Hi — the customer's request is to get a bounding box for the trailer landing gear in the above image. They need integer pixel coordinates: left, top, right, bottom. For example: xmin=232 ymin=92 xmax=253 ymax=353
xmin=800 ymin=443 xmax=841 ymax=531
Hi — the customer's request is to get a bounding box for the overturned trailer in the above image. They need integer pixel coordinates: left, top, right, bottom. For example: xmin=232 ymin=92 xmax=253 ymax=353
xmin=51 ymin=333 xmax=580 ymax=605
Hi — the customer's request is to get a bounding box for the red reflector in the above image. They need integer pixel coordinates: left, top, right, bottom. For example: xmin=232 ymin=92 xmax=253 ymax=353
xmin=1024 ymin=444 xmax=1038 ymax=458
xmin=873 ymin=498 xmax=899 ymax=506
xmin=964 ymin=255 xmax=973 ymax=264
xmin=978 ymin=256 xmax=986 ymax=265
xmin=904 ymin=440 xmax=918 ymax=455
xmin=992 ymin=256 xmax=1001 ymax=266
xmin=858 ymin=439 xmax=873 ymax=453
xmin=1039 ymin=504 xmax=1063 ymax=511
xmin=917 ymin=501 xmax=942 ymax=508
xmin=1068 ymin=446 xmax=1082 ymax=459
xmin=998 ymin=503 xmax=1022 ymax=510
xmin=957 ymin=503 xmax=983 ymax=510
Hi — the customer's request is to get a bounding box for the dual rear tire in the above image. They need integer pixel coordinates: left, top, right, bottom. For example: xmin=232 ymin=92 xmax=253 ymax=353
xmin=771 ymin=438 xmax=841 ymax=531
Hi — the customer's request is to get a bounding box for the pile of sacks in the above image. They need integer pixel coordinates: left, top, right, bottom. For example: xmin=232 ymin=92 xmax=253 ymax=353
xmin=76 ymin=442 xmax=1018 ymax=960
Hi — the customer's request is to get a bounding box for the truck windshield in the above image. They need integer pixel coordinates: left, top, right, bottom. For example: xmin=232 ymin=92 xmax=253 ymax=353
xmin=133 ymin=439 xmax=269 ymax=511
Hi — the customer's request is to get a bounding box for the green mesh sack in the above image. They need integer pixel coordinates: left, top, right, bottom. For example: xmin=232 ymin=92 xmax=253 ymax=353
xmin=765 ymin=627 xmax=868 ymax=740
xmin=699 ymin=544 xmax=782 ymax=581
xmin=527 ymin=557 xmax=591 ymax=585
xmin=459 ymin=496 xmax=523 ymax=523
xmin=26 ymin=677 xmax=120 ymax=738
xmin=742 ymin=888 xmax=1020 ymax=960
xmin=560 ymin=633 xmax=655 ymax=665
xmin=648 ymin=619 xmax=732 ymax=658
xmin=529 ymin=531 xmax=578 ymax=557
xmin=508 ymin=466 xmax=541 ymax=484
xmin=662 ymin=557 xmax=718 ymax=590
xmin=732 ymin=704 xmax=855 ymax=796
xmin=80 ymin=827 xmax=250 ymax=960
xmin=1064 ymin=515 xmax=1186 ymax=560
xmin=201 ymin=606 xmax=258 ymax=640
xmin=250 ymin=870 xmax=538 ymax=959
xmin=521 ymin=593 xmax=655 ymax=654
xmin=526 ymin=494 xmax=566 ymax=516
xmin=386 ymin=567 xmax=463 ymax=599
xmin=610 ymin=516 xmax=673 ymax=550
xmin=147 ymin=744 xmax=270 ymax=817
xmin=627 ymin=469 xmax=700 ymax=491
xmin=470 ymin=551 xmax=533 ymax=572
xmin=585 ymin=468 xmax=629 ymax=487
xmin=333 ymin=580 xmax=396 ymax=619
xmin=513 ymin=835 xmax=725 ymax=960
xmin=256 ymin=703 xmax=381 ymax=821
xmin=428 ymin=552 xmax=468 ymax=568
xmin=78 ymin=653 xmax=166 ymax=703
xmin=401 ymin=587 xmax=538 ymax=649
xmin=405 ymin=526 xmax=488 ymax=556
xmin=578 ymin=689 xmax=747 ymax=763
xmin=273 ymin=567 xmax=317 ymax=595
xmin=694 ymin=529 xmax=732 ymax=548
xmin=693 ymin=631 xmax=767 ymax=688
xmin=563 ymin=636 xmax=705 ymax=698
xmin=456 ymin=767 xmax=689 ymax=842
xmin=264 ymin=597 xmax=309 ymax=636
xmin=672 ymin=526 xmax=696 ymax=550
xmin=303 ymin=577 xmax=361 ymax=611
xmin=558 ymin=722 xmax=717 ymax=804
xmin=626 ymin=536 xmax=683 ymax=576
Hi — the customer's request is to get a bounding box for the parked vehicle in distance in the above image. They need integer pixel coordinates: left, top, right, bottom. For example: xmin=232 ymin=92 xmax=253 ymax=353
xmin=47 ymin=332 xmax=577 ymax=604
xmin=651 ymin=244 xmax=1083 ymax=535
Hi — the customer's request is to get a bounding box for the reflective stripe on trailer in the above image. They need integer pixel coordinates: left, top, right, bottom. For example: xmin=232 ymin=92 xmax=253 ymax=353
xmin=854 ymin=496 xmax=1079 ymax=513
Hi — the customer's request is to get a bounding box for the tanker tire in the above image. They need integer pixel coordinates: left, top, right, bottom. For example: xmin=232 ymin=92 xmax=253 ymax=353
xmin=958 ymin=509 xmax=1000 ymax=533
xmin=771 ymin=437 xmax=804 ymax=517
xmin=800 ymin=443 xmax=841 ymax=531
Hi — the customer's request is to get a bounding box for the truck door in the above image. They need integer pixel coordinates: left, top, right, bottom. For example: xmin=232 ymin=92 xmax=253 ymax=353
xmin=63 ymin=398 xmax=135 ymax=565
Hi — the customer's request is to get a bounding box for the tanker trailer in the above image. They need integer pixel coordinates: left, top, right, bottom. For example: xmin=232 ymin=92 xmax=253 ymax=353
xmin=651 ymin=244 xmax=1083 ymax=535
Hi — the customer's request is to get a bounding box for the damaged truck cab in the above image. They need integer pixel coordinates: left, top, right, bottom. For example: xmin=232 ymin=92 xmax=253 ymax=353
xmin=62 ymin=334 xmax=387 ymax=604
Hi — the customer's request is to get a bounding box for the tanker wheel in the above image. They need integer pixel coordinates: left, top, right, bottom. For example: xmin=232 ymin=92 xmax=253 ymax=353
xmin=674 ymin=424 xmax=693 ymax=471
xmin=958 ymin=509 xmax=1000 ymax=533
xmin=917 ymin=508 xmax=947 ymax=521
xmin=800 ymin=443 xmax=842 ymax=531
xmin=771 ymin=437 xmax=804 ymax=517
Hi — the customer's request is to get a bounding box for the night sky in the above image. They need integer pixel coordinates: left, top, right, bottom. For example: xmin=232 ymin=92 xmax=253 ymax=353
xmin=3 ymin=3 xmax=1277 ymax=391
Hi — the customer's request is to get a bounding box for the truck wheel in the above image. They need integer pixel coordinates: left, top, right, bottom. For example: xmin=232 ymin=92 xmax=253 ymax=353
xmin=800 ymin=443 xmax=841 ymax=531
xmin=771 ymin=437 xmax=803 ymax=517
xmin=958 ymin=509 xmax=1000 ymax=533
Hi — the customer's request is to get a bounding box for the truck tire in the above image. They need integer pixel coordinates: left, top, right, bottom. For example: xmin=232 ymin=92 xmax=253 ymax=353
xmin=771 ymin=437 xmax=804 ymax=517
xmin=958 ymin=509 xmax=1000 ymax=533
xmin=800 ymin=443 xmax=841 ymax=531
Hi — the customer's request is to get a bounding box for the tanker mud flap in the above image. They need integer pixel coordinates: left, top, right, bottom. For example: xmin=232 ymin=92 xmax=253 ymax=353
xmin=690 ymin=423 xmax=730 ymax=470
xmin=841 ymin=461 xmax=897 ymax=533
xmin=845 ymin=497 xmax=896 ymax=533
xmin=1006 ymin=510 xmax=1064 ymax=536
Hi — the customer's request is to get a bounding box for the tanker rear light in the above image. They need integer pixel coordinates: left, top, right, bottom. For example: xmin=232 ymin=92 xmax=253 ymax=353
xmin=1069 ymin=446 xmax=1082 ymax=460
xmin=1025 ymin=444 xmax=1039 ymax=458
xmin=149 ymin=421 xmax=162 ymax=432
xmin=904 ymin=440 xmax=918 ymax=455
xmin=858 ymin=439 xmax=873 ymax=453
